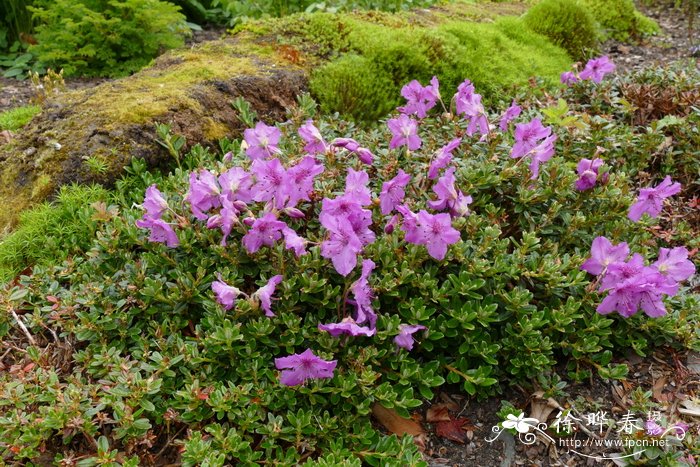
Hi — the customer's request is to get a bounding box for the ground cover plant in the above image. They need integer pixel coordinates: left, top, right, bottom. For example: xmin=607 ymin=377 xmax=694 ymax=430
xmin=0 ymin=56 xmax=698 ymax=464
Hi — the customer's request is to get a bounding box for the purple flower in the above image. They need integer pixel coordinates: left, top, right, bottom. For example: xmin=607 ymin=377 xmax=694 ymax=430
xmin=408 ymin=210 xmax=461 ymax=261
xmin=242 ymin=212 xmax=286 ymax=253
xmin=428 ymin=138 xmax=461 ymax=180
xmin=211 ymin=275 xmax=243 ymax=310
xmin=579 ymin=56 xmax=616 ymax=84
xmin=394 ymin=324 xmax=427 ymax=351
xmin=581 ymin=236 xmax=630 ymax=276
xmin=331 ymin=138 xmax=374 ymax=165
xmin=455 ymin=80 xmax=489 ymax=137
xmin=318 ymin=317 xmax=376 ymax=337
xmin=428 ymin=167 xmax=472 ymax=218
xmin=380 ymin=170 xmax=411 ymax=215
xmin=527 ymin=134 xmax=557 ymax=180
xmin=387 ymin=114 xmax=422 ymax=150
xmin=398 ymin=76 xmax=440 ymax=118
xmin=244 ymin=122 xmax=281 ymax=160
xmin=560 ymin=71 xmax=579 ymax=85
xmin=142 ymin=185 xmax=169 ymax=219
xmin=628 ymin=176 xmax=682 ymax=222
xmin=282 ymin=227 xmax=307 ymax=257
xmin=600 ymin=253 xmax=647 ymax=291
xmin=345 ymin=168 xmax=372 ymax=206
xmin=275 ymin=348 xmax=337 ymax=386
xmin=212 ymin=196 xmax=240 ymax=246
xmin=653 ymin=247 xmax=695 ymax=282
xmin=646 ymin=420 xmax=664 ymax=436
xmin=285 ymin=156 xmax=324 ymax=208
xmin=384 ymin=214 xmax=400 ymax=234
xmin=510 ymin=118 xmax=552 ymax=160
xmin=298 ymin=120 xmax=327 ymax=154
xmin=185 ymin=170 xmax=221 ymax=220
xmin=350 ymin=259 xmax=376 ymax=327
xmin=136 ymin=217 xmax=180 ymax=248
xmin=397 ymin=205 xmax=422 ymax=245
xmin=253 ymin=275 xmax=283 ymax=317
xmin=320 ymin=214 xmax=364 ymax=276
xmin=219 ymin=167 xmax=253 ymax=203
xmin=575 ymin=158 xmax=605 ymax=191
xmin=499 ymin=101 xmax=521 ymax=132
xmin=250 ymin=158 xmax=287 ymax=209
xmin=673 ymin=422 xmax=689 ymax=436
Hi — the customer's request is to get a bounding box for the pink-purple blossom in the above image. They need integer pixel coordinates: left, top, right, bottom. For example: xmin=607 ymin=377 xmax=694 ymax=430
xmin=428 ymin=166 xmax=472 ymax=218
xmin=428 ymin=138 xmax=461 ymax=180
xmin=250 ymin=158 xmax=288 ymax=209
xmin=653 ymin=247 xmax=695 ymax=282
xmin=560 ymin=71 xmax=579 ymax=85
xmin=499 ymin=101 xmax=521 ymax=132
xmin=345 ymin=168 xmax=373 ymax=206
xmin=579 ymin=56 xmax=616 ymax=84
xmin=285 ymin=156 xmax=324 ymax=208
xmin=398 ymin=76 xmax=440 ymax=118
xmin=135 ymin=217 xmax=180 ymax=248
xmin=242 ymin=212 xmax=287 ymax=253
xmin=394 ymin=324 xmax=427 ymax=351
xmin=275 ymin=348 xmax=337 ymax=386
xmin=330 ymin=138 xmax=374 ymax=165
xmin=282 ymin=227 xmax=308 ymax=257
xmin=575 ymin=158 xmax=606 ymax=191
xmin=380 ymin=170 xmax=411 ymax=215
xmin=526 ymin=134 xmax=557 ymax=180
xmin=185 ymin=170 xmax=221 ymax=220
xmin=219 ymin=167 xmax=253 ymax=204
xmin=211 ymin=275 xmax=243 ymax=310
xmin=318 ymin=317 xmax=376 ymax=337
xmin=454 ymin=80 xmax=489 ymax=137
xmin=142 ymin=185 xmax=169 ymax=219
xmin=645 ymin=420 xmax=664 ymax=436
xmin=320 ymin=213 xmax=364 ymax=276
xmin=387 ymin=114 xmax=422 ymax=150
xmin=253 ymin=275 xmax=283 ymax=317
xmin=350 ymin=259 xmax=377 ymax=327
xmin=244 ymin=122 xmax=281 ymax=160
xmin=581 ymin=236 xmax=630 ymax=276
xmin=510 ymin=118 xmax=552 ymax=160
xmin=298 ymin=120 xmax=327 ymax=154
xmin=399 ymin=208 xmax=460 ymax=260
xmin=628 ymin=176 xmax=681 ymax=222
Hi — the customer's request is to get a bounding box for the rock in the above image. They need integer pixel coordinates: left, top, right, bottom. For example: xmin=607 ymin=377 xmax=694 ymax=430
xmin=0 ymin=37 xmax=306 ymax=232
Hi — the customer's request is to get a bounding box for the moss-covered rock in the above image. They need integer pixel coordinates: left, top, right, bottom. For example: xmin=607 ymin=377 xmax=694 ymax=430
xmin=0 ymin=39 xmax=306 ymax=232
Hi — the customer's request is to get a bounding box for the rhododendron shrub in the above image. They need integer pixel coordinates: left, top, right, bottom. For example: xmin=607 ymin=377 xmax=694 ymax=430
xmin=3 ymin=69 xmax=698 ymax=464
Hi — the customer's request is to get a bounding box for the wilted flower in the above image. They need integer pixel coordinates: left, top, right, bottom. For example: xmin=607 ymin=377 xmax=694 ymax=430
xmin=275 ymin=348 xmax=337 ymax=386
xmin=330 ymin=138 xmax=375 ymax=165
xmin=350 ymin=259 xmax=377 ymax=327
xmin=560 ymin=71 xmax=579 ymax=85
xmin=428 ymin=138 xmax=461 ymax=180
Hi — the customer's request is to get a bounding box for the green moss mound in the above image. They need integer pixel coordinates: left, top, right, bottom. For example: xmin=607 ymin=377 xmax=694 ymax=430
xmin=580 ymin=0 xmax=660 ymax=41
xmin=0 ymin=105 xmax=41 ymax=131
xmin=523 ymin=0 xmax=599 ymax=60
xmin=0 ymin=184 xmax=108 ymax=282
xmin=269 ymin=12 xmax=572 ymax=122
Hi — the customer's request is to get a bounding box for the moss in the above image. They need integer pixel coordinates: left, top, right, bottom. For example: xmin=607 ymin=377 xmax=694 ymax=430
xmin=523 ymin=0 xmax=599 ymax=60
xmin=580 ymin=0 xmax=659 ymax=41
xmin=0 ymin=184 xmax=109 ymax=283
xmin=304 ymin=13 xmax=571 ymax=122
xmin=74 ymin=43 xmax=262 ymax=125
xmin=203 ymin=118 xmax=231 ymax=141
xmin=0 ymin=105 xmax=41 ymax=131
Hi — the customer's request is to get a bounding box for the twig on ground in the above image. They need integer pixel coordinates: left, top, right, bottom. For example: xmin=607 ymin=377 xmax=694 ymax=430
xmin=10 ymin=309 xmax=36 ymax=345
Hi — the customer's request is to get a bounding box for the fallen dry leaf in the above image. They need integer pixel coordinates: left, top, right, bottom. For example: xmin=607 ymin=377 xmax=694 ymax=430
xmin=372 ymin=403 xmax=424 ymax=437
xmin=434 ymin=417 xmax=474 ymax=444
xmin=426 ymin=403 xmax=452 ymax=423
xmin=678 ymin=399 xmax=700 ymax=417
xmin=652 ymin=376 xmax=668 ymax=402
